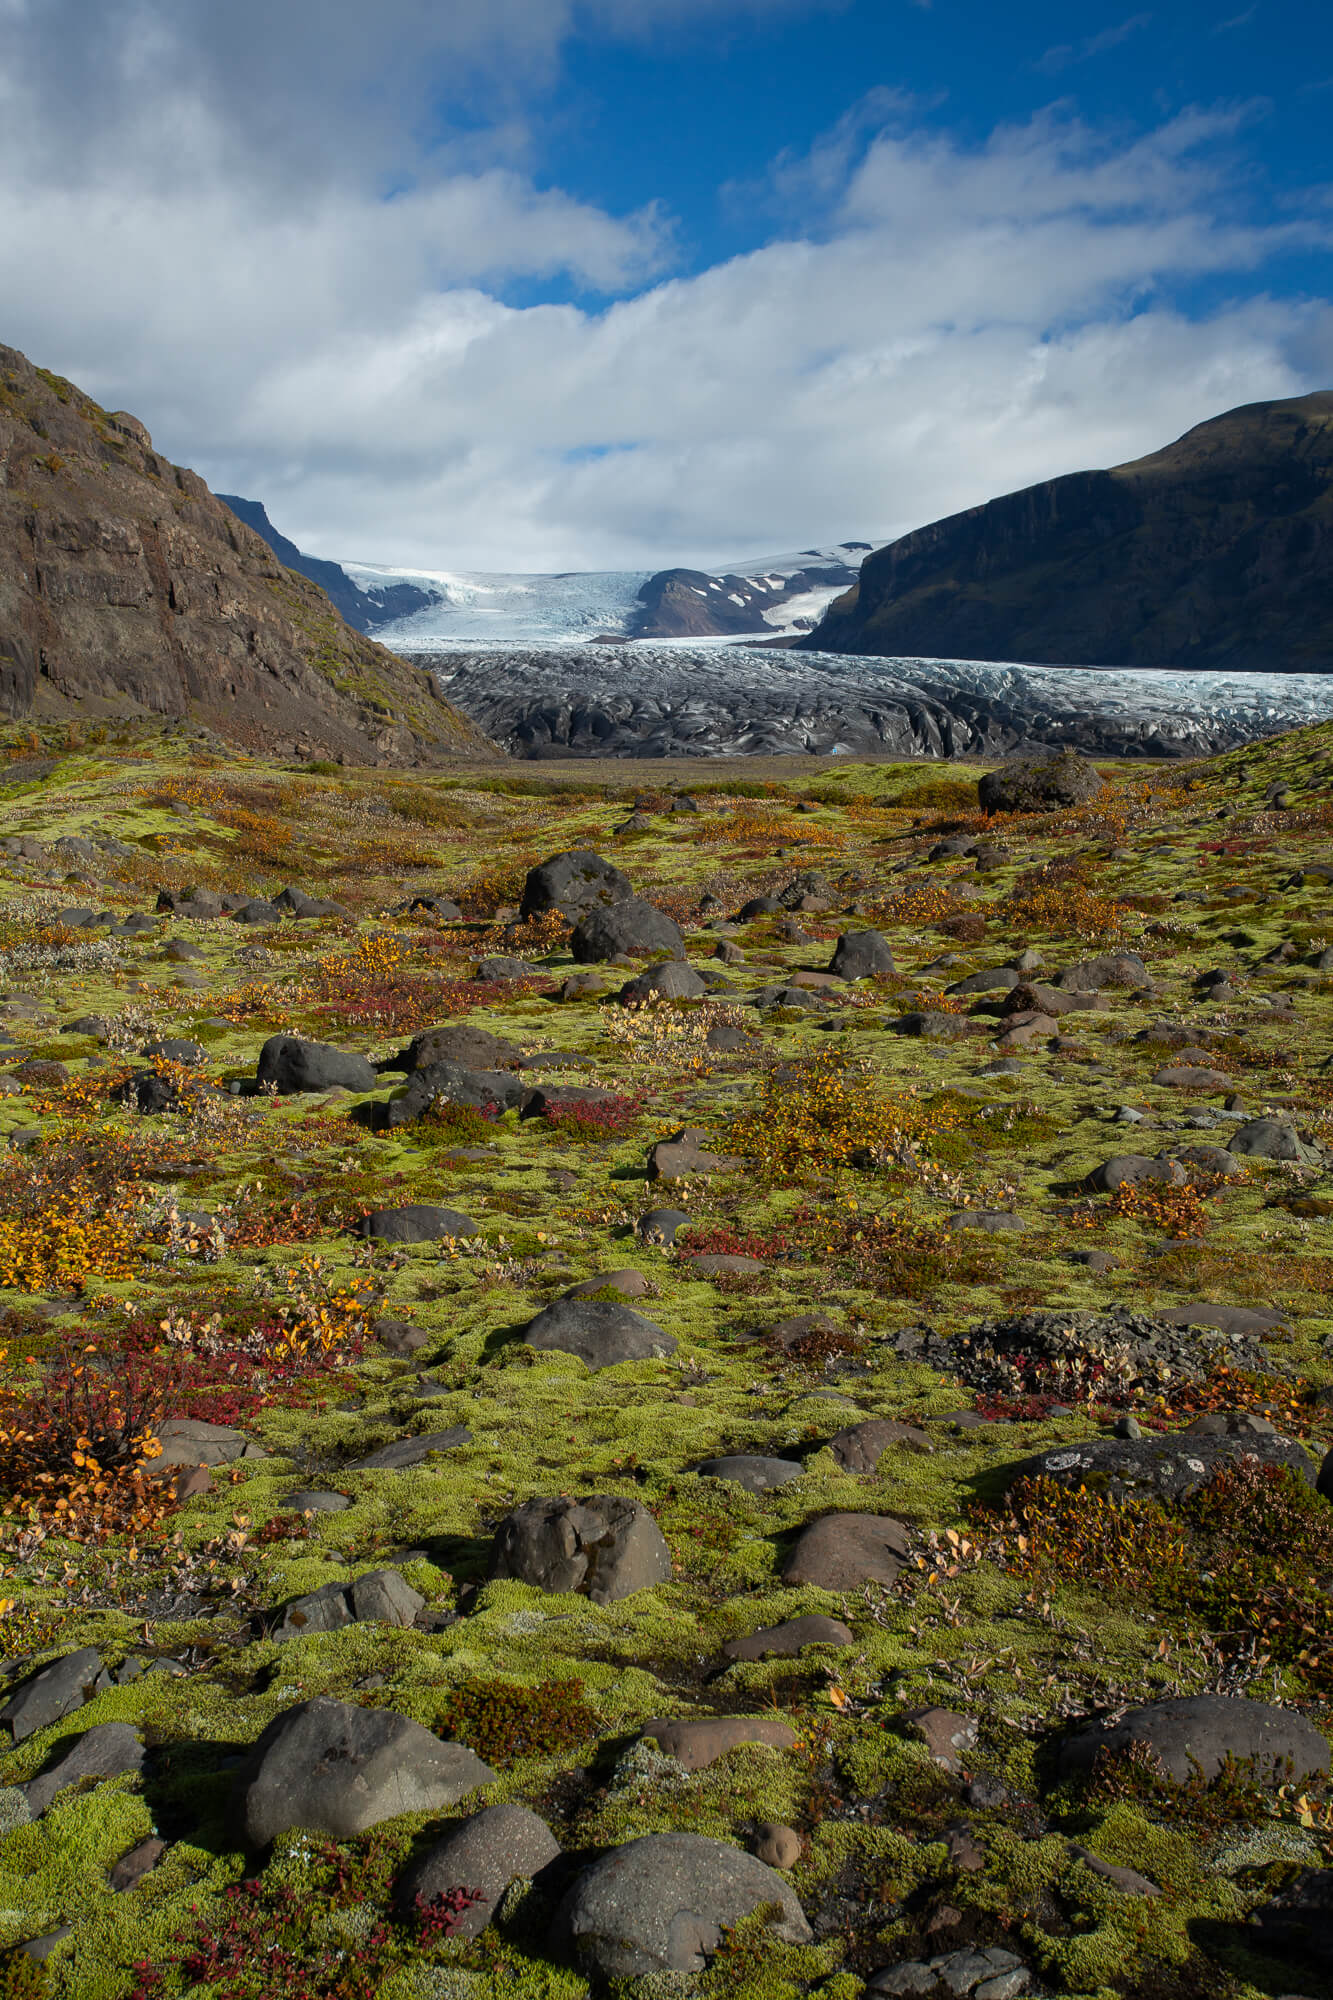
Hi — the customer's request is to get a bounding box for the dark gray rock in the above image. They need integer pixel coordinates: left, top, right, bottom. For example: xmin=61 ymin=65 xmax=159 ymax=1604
xmin=346 ymin=1429 xmax=471 ymax=1472
xmin=22 ymin=1721 xmax=143 ymax=1817
xmin=886 ymin=1010 xmax=974 ymax=1039
xmin=0 ymin=1648 xmax=105 ymax=1741
xmin=637 ymin=1207 xmax=690 ymax=1244
xmin=282 ymin=1490 xmax=351 ymax=1513
xmin=947 ymin=1210 xmax=1025 ymax=1233
xmin=571 ymin=898 xmax=684 ymax=964
xmin=551 ymin=1831 xmax=810 ymax=1978
xmin=780 ymin=1513 xmax=911 ymax=1590
xmin=618 ymin=961 xmax=707 ymax=1001
xmin=235 ymin=1696 xmax=495 ymax=1845
xmin=978 ymin=748 xmax=1103 ymax=813
xmin=947 ymin=968 xmax=1020 ymax=995
xmin=523 ymin=1298 xmax=676 ymax=1370
xmin=520 ymin=850 xmax=633 ymax=920
xmin=829 ymin=930 xmax=895 ymax=980
xmin=475 ymin=956 xmax=542 ymax=981
xmin=385 ymin=1024 xmax=519 ymax=1074
xmin=1054 ymin=952 xmax=1149 ymax=992
xmin=1056 ymin=1695 xmax=1330 ymax=1786
xmin=1229 ymin=1116 xmax=1322 ymax=1164
xmin=355 ymin=1204 xmax=479 ymax=1243
xmin=1009 ymin=1431 xmax=1313 ymax=1504
xmin=374 ymin=1060 xmax=527 ymax=1130
xmin=399 ymin=1802 xmax=561 ymax=1937
xmin=257 ymin=1035 xmax=376 ymax=1094
xmin=823 ymin=1419 xmax=932 ymax=1474
xmin=270 ymin=1569 xmax=424 ymax=1641
xmin=489 ymin=1493 xmax=671 ymax=1604
xmin=1083 ymin=1152 xmax=1189 ymax=1193
xmin=154 ymin=1417 xmax=259 ymax=1469
xmin=694 ymin=1455 xmax=804 ymax=1495
xmin=721 ymin=1615 xmax=853 ymax=1663
xmin=140 ymin=1037 xmax=205 ymax=1063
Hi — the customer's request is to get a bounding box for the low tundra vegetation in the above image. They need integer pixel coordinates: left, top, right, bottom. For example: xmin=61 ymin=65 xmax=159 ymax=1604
xmin=0 ymin=719 xmax=1327 ymax=1997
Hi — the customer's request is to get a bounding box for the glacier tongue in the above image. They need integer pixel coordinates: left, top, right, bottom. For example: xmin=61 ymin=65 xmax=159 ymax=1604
xmin=406 ymin=645 xmax=1333 ymax=760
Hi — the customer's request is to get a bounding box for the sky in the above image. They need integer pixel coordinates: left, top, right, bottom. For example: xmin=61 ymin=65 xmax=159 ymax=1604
xmin=1 ymin=0 xmax=1330 ymax=572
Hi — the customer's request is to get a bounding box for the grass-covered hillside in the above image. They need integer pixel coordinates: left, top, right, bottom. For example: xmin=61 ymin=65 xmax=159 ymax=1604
xmin=0 ymin=717 xmax=1329 ymax=2000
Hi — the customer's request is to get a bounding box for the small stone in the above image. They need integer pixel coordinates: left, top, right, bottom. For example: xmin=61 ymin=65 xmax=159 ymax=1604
xmin=108 ymin=1836 xmax=166 ymax=1892
xmin=752 ymin=1823 xmax=802 ymax=1869
xmin=904 ymin=1707 xmax=979 ymax=1776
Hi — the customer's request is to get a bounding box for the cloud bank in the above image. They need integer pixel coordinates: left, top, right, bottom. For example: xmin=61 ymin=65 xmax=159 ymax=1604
xmin=1 ymin=1 xmax=1329 ymax=569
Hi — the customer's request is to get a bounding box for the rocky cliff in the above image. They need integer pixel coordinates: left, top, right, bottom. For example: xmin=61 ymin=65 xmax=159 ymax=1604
xmin=0 ymin=344 xmax=497 ymax=763
xmin=807 ymin=392 xmax=1333 ymax=671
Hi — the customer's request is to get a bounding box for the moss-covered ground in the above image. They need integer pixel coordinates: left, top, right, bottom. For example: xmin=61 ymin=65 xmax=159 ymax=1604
xmin=0 ymin=717 xmax=1329 ymax=1998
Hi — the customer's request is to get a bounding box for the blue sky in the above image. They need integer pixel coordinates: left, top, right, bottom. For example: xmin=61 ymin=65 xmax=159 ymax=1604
xmin=0 ymin=0 xmax=1329 ymax=569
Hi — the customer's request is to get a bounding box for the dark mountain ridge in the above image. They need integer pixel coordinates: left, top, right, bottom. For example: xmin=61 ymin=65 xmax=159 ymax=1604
xmin=0 ymin=345 xmax=494 ymax=763
xmin=806 ymin=392 xmax=1333 ymax=671
xmin=218 ymin=495 xmax=436 ymax=635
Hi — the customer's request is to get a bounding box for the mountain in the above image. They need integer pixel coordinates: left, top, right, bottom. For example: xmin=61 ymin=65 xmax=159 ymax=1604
xmin=218 ymin=495 xmax=438 ymax=635
xmin=806 ymin=392 xmax=1333 ymax=671
xmin=0 ymin=345 xmax=494 ymax=763
xmin=340 ymin=544 xmax=874 ymax=648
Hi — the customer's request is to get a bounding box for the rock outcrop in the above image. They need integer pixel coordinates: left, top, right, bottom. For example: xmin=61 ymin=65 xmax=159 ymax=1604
xmin=806 ymin=392 xmax=1333 ymax=671
xmin=0 ymin=344 xmax=496 ymax=764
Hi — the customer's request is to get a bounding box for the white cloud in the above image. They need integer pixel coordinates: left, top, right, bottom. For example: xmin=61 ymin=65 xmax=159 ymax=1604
xmin=0 ymin=4 xmax=1329 ymax=570
xmin=1037 ymin=12 xmax=1152 ymax=75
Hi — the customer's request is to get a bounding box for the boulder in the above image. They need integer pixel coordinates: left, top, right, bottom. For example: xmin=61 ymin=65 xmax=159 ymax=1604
xmin=561 ymin=1268 xmax=651 ymax=1301
xmin=346 ymin=1428 xmax=471 ymax=1472
xmin=694 ymin=1455 xmax=804 ymax=1495
xmin=618 ymin=961 xmax=707 ymax=1002
xmin=1009 ymin=1431 xmax=1313 ymax=1505
xmin=571 ymin=898 xmax=684 ymax=964
xmin=234 ymin=1696 xmax=495 ymax=1846
xmin=824 ymin=1419 xmax=932 ymax=1474
xmin=637 ymin=1207 xmax=690 ymax=1244
xmin=523 ymin=1298 xmax=676 ymax=1370
xmin=646 ymin=1128 xmax=726 ymax=1180
xmin=270 ymin=1569 xmax=424 ymax=1641
xmin=475 ymin=956 xmax=542 ymax=981
xmin=22 ymin=1721 xmax=143 ymax=1817
xmin=721 ymin=1615 xmax=854 ymax=1663
xmin=0 ymin=1649 xmax=106 ymax=1741
xmin=1083 ymin=1153 xmax=1189 ymax=1194
xmin=153 ymin=1418 xmax=258 ymax=1469
xmin=642 ymin=1717 xmax=799 ymax=1770
xmin=374 ymin=1060 xmax=527 ymax=1129
xmin=385 ymin=1024 xmax=519 ymax=1074
xmin=489 ymin=1493 xmax=671 ymax=1604
xmin=886 ymin=1011 xmax=973 ymax=1039
xmin=552 ymin=1831 xmax=811 ymax=1978
xmin=355 ymin=1205 xmax=479 ymax=1243
xmin=946 ymin=968 xmax=1019 ymax=995
xmin=1054 ymin=953 xmax=1150 ymax=992
xmin=398 ymin=1803 xmax=561 ymax=1937
xmin=828 ymin=930 xmax=895 ymax=980
xmin=520 ymin=850 xmax=633 ymax=920
xmin=257 ymin=1036 xmax=377 ymax=1094
xmin=978 ymin=748 xmax=1104 ymax=814
xmin=1229 ymin=1116 xmax=1323 ymax=1165
xmin=780 ymin=1513 xmax=911 ymax=1591
xmin=1056 ymin=1695 xmax=1330 ymax=1787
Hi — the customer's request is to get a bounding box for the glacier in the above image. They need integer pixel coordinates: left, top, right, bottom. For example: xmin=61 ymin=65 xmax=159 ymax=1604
xmin=408 ymin=644 xmax=1333 ymax=760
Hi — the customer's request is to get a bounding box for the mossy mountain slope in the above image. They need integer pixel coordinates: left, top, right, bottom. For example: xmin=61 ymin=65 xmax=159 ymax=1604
xmin=808 ymin=391 xmax=1333 ymax=671
xmin=0 ymin=345 xmax=497 ymax=765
